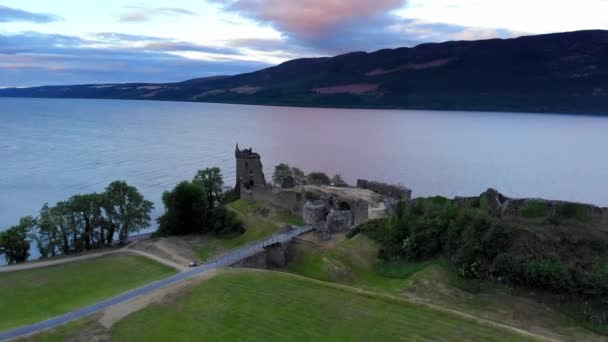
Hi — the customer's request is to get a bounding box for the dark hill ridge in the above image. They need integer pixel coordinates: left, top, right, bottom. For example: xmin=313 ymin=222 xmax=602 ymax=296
xmin=2 ymin=30 xmax=608 ymax=114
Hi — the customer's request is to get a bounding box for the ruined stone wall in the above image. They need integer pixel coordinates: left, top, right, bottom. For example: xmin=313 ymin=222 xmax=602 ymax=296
xmin=356 ymin=179 xmax=412 ymax=201
xmin=352 ymin=199 xmax=369 ymax=226
xmin=459 ymin=189 xmax=608 ymax=233
xmin=235 ymin=145 xmax=267 ymax=195
xmin=242 ymin=186 xmax=305 ymax=216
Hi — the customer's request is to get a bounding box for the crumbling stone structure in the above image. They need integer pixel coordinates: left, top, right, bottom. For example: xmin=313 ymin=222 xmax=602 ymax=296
xmin=456 ymin=188 xmax=608 ymax=233
xmin=235 ymin=144 xmax=267 ymax=196
xmin=235 ymin=145 xmax=414 ymax=238
xmin=357 ymin=179 xmax=412 ymax=214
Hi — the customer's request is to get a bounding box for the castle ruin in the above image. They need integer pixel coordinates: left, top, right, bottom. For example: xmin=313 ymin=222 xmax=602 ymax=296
xmin=235 ymin=145 xmax=412 ymax=239
xmin=235 ymin=144 xmax=267 ymax=196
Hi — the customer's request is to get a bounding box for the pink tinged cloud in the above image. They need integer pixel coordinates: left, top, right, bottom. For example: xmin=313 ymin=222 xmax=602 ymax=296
xmin=119 ymin=7 xmax=195 ymax=22
xmin=224 ymin=0 xmax=406 ymax=37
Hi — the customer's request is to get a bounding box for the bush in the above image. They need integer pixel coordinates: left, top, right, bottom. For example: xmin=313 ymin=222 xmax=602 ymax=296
xmin=519 ymin=200 xmax=549 ymax=218
xmin=525 ymin=259 xmax=572 ymax=291
xmin=557 ymin=203 xmax=590 ymax=222
xmin=331 ymin=174 xmax=348 ymax=187
xmin=306 ymin=172 xmax=331 ymax=186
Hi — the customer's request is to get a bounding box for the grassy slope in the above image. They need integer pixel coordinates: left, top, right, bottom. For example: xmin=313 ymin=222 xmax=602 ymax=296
xmin=285 ymin=234 xmax=603 ymax=341
xmin=0 ymin=254 xmax=176 ymax=331
xmin=197 ymin=200 xmax=303 ymax=261
xmin=104 ymin=271 xmax=533 ymax=341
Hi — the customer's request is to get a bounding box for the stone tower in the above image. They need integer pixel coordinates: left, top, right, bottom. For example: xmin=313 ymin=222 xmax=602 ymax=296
xmin=235 ymin=144 xmax=267 ymax=195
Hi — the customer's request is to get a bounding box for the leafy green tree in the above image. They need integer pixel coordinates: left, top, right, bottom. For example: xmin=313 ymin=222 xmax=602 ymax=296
xmin=50 ymin=200 xmax=81 ymax=254
xmin=291 ymin=167 xmax=306 ymax=186
xmin=307 ymin=172 xmax=331 ymax=186
xmin=157 ymin=181 xmax=209 ymax=236
xmin=0 ymin=217 xmax=36 ymax=264
xmin=331 ymin=174 xmax=348 ymax=187
xmin=381 ymin=201 xmax=409 ymax=260
xmin=70 ymin=193 xmax=106 ymax=250
xmin=194 ymin=167 xmax=225 ymax=210
xmin=272 ymin=163 xmax=293 ymax=188
xmin=32 ymin=203 xmax=61 ymax=258
xmin=104 ymin=181 xmax=154 ymax=243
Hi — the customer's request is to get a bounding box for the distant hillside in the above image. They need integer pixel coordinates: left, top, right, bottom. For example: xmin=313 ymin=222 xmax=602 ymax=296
xmin=2 ymin=30 xmax=608 ymax=114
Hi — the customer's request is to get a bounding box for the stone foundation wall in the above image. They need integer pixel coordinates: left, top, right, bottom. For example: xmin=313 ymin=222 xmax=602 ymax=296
xmin=231 ymin=243 xmax=290 ymax=269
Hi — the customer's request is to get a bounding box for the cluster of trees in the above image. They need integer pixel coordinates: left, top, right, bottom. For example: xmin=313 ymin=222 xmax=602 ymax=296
xmin=155 ymin=167 xmax=243 ymax=236
xmin=375 ymin=197 xmax=608 ymax=293
xmin=371 ymin=196 xmax=608 ymax=327
xmin=0 ymin=181 xmax=153 ymax=264
xmin=271 ymin=163 xmax=348 ymax=188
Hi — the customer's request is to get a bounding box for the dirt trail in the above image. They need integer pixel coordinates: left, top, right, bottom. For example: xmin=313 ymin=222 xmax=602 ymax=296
xmin=0 ymin=250 xmax=120 ymax=273
xmin=122 ymin=249 xmax=187 ymax=272
xmin=154 ymin=240 xmax=193 ymax=266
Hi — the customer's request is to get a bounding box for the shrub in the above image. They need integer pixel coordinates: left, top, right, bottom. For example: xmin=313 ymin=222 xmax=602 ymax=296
xmin=525 ymin=259 xmax=571 ymax=291
xmin=306 ymin=172 xmax=331 ymax=186
xmin=520 ymin=200 xmax=549 ymax=218
xmin=557 ymin=203 xmax=590 ymax=222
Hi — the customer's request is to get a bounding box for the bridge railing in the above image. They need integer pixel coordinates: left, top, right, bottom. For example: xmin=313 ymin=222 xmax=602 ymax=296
xmin=204 ymin=225 xmax=314 ymax=267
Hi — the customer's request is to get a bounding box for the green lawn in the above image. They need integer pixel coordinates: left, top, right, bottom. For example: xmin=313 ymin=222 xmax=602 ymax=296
xmin=0 ymin=253 xmax=176 ymax=331
xmin=106 ymin=271 xmax=534 ymax=341
xmin=197 ymin=200 xmax=303 ymax=261
xmin=287 ymin=234 xmax=417 ymax=292
xmin=285 ymin=234 xmax=604 ymax=341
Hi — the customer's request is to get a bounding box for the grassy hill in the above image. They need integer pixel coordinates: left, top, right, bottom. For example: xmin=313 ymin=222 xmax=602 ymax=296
xmin=27 ymin=271 xmax=539 ymax=341
xmin=2 ymin=30 xmax=608 ymax=114
xmin=197 ymin=200 xmax=303 ymax=261
xmin=283 ymin=233 xmax=604 ymax=341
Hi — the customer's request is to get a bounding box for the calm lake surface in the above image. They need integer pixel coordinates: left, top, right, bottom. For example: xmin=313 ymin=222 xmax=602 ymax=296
xmin=2 ymin=97 xmax=608 ymax=233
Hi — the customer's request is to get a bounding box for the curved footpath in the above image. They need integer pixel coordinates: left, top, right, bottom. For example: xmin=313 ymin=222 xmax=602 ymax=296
xmin=0 ymin=226 xmax=313 ymax=341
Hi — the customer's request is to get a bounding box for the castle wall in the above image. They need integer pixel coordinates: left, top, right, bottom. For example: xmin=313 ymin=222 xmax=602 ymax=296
xmin=235 ymin=146 xmax=267 ymax=196
xmin=242 ymin=186 xmax=305 ymax=217
xmin=357 ymin=179 xmax=412 ymax=201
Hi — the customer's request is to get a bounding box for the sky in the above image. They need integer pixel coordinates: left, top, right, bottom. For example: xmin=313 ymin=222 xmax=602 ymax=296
xmin=1 ymin=0 xmax=607 ymax=87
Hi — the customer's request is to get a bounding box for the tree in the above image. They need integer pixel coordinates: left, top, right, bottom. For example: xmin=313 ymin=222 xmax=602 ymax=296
xmin=50 ymin=201 xmax=80 ymax=254
xmin=32 ymin=203 xmax=61 ymax=258
xmin=331 ymin=174 xmax=348 ymax=187
xmin=104 ymin=181 xmax=154 ymax=243
xmin=69 ymin=193 xmax=106 ymax=250
xmin=307 ymin=172 xmax=331 ymax=186
xmin=194 ymin=167 xmax=225 ymax=210
xmin=291 ymin=167 xmax=306 ymax=186
xmin=272 ymin=163 xmax=293 ymax=188
xmin=0 ymin=217 xmax=35 ymax=264
xmin=156 ymin=181 xmax=209 ymax=236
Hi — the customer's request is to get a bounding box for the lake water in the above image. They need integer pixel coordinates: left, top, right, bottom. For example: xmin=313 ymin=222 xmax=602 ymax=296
xmin=2 ymin=97 xmax=608 ymax=234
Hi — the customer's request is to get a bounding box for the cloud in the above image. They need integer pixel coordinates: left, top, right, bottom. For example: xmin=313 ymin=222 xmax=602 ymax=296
xmin=0 ymin=32 xmax=270 ymax=87
xmin=215 ymin=0 xmax=405 ymax=38
xmin=93 ymin=32 xmax=172 ymax=43
xmin=119 ymin=7 xmax=195 ymax=22
xmin=213 ymin=0 xmax=519 ymax=55
xmin=0 ymin=5 xmax=61 ymax=23
xmin=143 ymin=42 xmax=240 ymax=55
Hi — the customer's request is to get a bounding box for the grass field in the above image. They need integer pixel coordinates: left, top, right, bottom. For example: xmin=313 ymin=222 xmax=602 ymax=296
xmin=286 ymin=233 xmax=603 ymax=341
xmin=103 ymin=271 xmax=534 ymax=341
xmin=197 ymin=200 xmax=303 ymax=261
xmin=0 ymin=253 xmax=176 ymax=331
xmin=287 ymin=234 xmax=423 ymax=292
